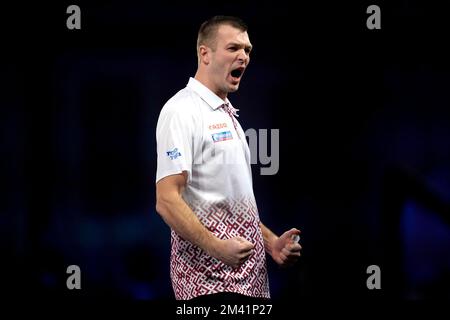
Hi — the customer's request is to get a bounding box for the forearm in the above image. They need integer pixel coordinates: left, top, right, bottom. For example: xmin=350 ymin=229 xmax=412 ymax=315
xmin=156 ymin=194 xmax=219 ymax=257
xmin=259 ymin=222 xmax=279 ymax=258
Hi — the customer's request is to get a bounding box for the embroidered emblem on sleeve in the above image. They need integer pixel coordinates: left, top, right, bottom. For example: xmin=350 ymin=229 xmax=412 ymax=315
xmin=166 ymin=148 xmax=181 ymax=160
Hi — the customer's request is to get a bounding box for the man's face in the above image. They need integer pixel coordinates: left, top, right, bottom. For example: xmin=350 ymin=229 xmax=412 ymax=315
xmin=208 ymin=25 xmax=252 ymax=98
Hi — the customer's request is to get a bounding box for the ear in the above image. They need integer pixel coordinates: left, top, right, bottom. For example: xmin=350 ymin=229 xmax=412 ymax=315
xmin=198 ymin=45 xmax=210 ymax=65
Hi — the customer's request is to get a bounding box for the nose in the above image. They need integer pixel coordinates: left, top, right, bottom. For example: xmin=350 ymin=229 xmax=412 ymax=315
xmin=237 ymin=49 xmax=249 ymax=64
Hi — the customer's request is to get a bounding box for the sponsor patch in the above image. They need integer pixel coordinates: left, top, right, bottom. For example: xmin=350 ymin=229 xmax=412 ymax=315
xmin=166 ymin=148 xmax=181 ymax=160
xmin=211 ymin=131 xmax=233 ymax=143
xmin=208 ymin=122 xmax=228 ymax=130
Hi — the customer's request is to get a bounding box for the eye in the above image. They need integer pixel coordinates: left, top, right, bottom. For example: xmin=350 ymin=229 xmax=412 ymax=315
xmin=228 ymin=47 xmax=237 ymax=51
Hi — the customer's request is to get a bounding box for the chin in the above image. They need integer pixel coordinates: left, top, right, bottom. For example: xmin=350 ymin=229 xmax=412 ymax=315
xmin=229 ymin=84 xmax=239 ymax=92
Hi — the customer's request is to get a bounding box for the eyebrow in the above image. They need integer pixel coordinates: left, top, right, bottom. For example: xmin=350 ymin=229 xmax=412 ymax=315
xmin=227 ymin=42 xmax=253 ymax=51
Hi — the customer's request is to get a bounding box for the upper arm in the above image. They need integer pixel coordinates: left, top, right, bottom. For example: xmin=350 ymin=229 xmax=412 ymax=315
xmin=156 ymin=171 xmax=188 ymax=204
xmin=156 ymin=101 xmax=196 ymax=184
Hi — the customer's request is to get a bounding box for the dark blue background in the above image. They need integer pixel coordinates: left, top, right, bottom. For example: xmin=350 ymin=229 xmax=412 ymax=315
xmin=1 ymin=1 xmax=450 ymax=301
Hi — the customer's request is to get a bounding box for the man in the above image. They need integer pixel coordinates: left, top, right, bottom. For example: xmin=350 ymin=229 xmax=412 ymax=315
xmin=155 ymin=15 xmax=301 ymax=301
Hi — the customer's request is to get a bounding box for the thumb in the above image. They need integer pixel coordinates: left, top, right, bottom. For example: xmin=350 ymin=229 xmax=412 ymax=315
xmin=236 ymin=236 xmax=254 ymax=249
xmin=285 ymin=228 xmax=301 ymax=238
xmin=282 ymin=228 xmax=301 ymax=242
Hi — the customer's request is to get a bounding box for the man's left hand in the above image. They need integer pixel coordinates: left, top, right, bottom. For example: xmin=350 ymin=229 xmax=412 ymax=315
xmin=271 ymin=228 xmax=302 ymax=267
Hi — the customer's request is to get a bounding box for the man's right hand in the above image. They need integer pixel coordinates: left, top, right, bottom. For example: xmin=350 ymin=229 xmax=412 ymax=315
xmin=212 ymin=236 xmax=254 ymax=269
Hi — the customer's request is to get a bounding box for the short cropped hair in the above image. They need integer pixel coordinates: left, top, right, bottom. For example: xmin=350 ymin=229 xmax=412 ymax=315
xmin=196 ymin=16 xmax=248 ymax=53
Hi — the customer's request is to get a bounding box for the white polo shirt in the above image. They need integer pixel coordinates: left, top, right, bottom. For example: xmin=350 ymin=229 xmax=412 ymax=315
xmin=156 ymin=77 xmax=270 ymax=300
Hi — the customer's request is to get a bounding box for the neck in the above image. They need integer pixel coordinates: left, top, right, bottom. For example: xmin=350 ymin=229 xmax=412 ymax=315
xmin=194 ymin=69 xmax=227 ymax=100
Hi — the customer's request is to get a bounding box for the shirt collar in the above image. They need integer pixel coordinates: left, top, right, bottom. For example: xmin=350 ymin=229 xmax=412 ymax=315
xmin=187 ymin=77 xmax=232 ymax=110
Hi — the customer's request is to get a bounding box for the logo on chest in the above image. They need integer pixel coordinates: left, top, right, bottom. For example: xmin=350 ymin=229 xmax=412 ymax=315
xmin=208 ymin=122 xmax=228 ymax=130
xmin=211 ymin=131 xmax=233 ymax=143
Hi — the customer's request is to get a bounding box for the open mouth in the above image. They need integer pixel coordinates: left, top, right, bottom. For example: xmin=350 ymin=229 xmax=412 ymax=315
xmin=230 ymin=67 xmax=245 ymax=79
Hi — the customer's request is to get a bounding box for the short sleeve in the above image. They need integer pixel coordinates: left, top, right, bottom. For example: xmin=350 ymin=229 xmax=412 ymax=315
xmin=156 ymin=104 xmax=195 ymax=184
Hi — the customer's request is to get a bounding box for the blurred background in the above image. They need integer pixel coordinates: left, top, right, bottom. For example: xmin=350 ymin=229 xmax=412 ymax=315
xmin=1 ymin=0 xmax=450 ymax=301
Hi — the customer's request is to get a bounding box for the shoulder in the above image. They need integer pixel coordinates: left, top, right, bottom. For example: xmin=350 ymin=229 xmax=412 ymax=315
xmin=156 ymin=87 xmax=202 ymax=133
xmin=160 ymin=87 xmax=201 ymax=119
